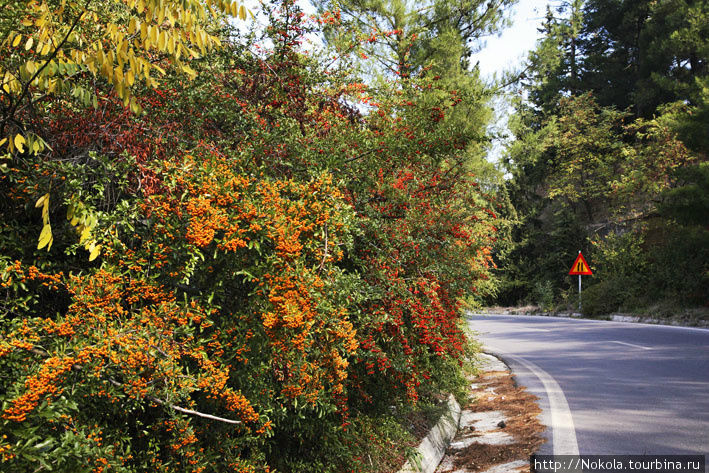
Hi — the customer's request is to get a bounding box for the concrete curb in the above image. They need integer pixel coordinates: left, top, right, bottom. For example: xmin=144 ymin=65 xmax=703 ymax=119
xmin=481 ymin=310 xmax=709 ymax=329
xmin=607 ymin=314 xmax=709 ymax=328
xmin=397 ymin=394 xmax=462 ymax=473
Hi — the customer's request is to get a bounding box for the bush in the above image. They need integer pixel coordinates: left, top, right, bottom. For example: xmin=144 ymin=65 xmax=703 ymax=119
xmin=581 ymin=230 xmax=649 ymax=315
xmin=532 ymin=281 xmax=555 ymax=312
xmin=0 ymin=3 xmax=499 ymax=471
xmin=580 ymin=280 xmax=622 ymax=316
xmin=644 ymin=223 xmax=709 ymax=305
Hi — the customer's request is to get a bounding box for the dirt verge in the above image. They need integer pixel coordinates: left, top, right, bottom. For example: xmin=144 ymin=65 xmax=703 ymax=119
xmin=437 ymin=368 xmax=546 ymax=473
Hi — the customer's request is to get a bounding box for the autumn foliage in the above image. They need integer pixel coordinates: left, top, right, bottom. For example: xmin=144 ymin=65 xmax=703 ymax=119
xmin=0 ymin=1 xmax=498 ymax=471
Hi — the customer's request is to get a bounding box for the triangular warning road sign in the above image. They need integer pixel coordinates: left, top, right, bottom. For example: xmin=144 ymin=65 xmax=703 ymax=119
xmin=569 ymin=252 xmax=593 ymax=275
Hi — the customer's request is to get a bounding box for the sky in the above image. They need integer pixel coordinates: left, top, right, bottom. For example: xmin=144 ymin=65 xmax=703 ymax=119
xmin=468 ymin=0 xmax=551 ymax=165
xmin=471 ymin=0 xmax=550 ymax=80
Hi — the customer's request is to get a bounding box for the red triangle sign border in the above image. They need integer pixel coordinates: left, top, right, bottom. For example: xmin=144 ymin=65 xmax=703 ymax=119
xmin=569 ymin=252 xmax=593 ymax=275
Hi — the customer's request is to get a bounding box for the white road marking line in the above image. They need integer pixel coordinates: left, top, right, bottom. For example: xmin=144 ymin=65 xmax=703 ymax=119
xmin=609 ymin=341 xmax=652 ymax=350
xmin=488 ymin=350 xmax=579 ymax=456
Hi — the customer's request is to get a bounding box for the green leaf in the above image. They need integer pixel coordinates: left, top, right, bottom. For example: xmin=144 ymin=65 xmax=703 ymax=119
xmin=34 ymin=438 xmax=54 ymax=452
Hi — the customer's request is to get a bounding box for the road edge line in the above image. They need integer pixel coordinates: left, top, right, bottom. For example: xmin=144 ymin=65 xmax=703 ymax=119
xmin=486 ymin=351 xmax=580 ymax=456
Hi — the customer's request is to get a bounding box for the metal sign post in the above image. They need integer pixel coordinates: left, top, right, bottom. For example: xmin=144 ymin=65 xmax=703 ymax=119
xmin=569 ymin=251 xmax=592 ymax=312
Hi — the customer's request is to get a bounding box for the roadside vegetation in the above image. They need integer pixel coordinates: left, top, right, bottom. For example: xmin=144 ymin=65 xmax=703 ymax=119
xmin=493 ymin=0 xmax=709 ymax=319
xmin=0 ymin=0 xmax=509 ymax=471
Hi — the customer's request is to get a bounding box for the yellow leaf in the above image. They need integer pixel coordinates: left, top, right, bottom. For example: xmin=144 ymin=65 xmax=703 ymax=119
xmin=198 ymin=31 xmax=206 ymax=52
xmin=14 ymin=134 xmax=25 ymax=153
xmin=80 ymin=226 xmax=91 ymax=243
xmin=37 ymin=224 xmax=52 ymax=250
xmin=12 ymin=35 xmax=22 ymax=47
xmin=188 ymin=47 xmax=201 ymax=59
xmin=239 ymin=4 xmax=246 ymax=20
xmin=182 ymin=63 xmax=197 ymax=78
xmin=130 ymin=98 xmax=142 ymax=114
xmin=114 ymin=66 xmax=123 ymax=83
xmin=141 ymin=22 xmax=148 ymax=42
xmin=102 ymin=60 xmax=112 ymax=80
xmin=35 ymin=193 xmax=49 ymax=208
xmin=25 ymin=37 xmax=34 ymax=51
xmin=0 ymin=138 xmax=6 ymax=147
xmin=89 ymin=244 xmax=101 ymax=261
xmin=71 ymin=215 xmax=79 ymax=226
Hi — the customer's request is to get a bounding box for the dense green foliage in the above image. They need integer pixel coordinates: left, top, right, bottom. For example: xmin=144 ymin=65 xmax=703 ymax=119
xmin=497 ymin=0 xmax=709 ymax=315
xmin=0 ymin=0 xmax=506 ymax=471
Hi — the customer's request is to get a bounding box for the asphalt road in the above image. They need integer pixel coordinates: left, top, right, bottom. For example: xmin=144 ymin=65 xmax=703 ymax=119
xmin=467 ymin=314 xmax=709 ymax=464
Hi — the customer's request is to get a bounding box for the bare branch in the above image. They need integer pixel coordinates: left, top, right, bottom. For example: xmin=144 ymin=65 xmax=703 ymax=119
xmin=156 ymin=401 xmax=242 ymax=425
xmin=318 ymin=223 xmax=329 ymax=273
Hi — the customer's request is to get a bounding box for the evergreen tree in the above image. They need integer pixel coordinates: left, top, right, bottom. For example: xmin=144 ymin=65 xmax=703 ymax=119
xmin=496 ymin=0 xmax=708 ymax=311
xmin=580 ymin=0 xmax=708 ymax=117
